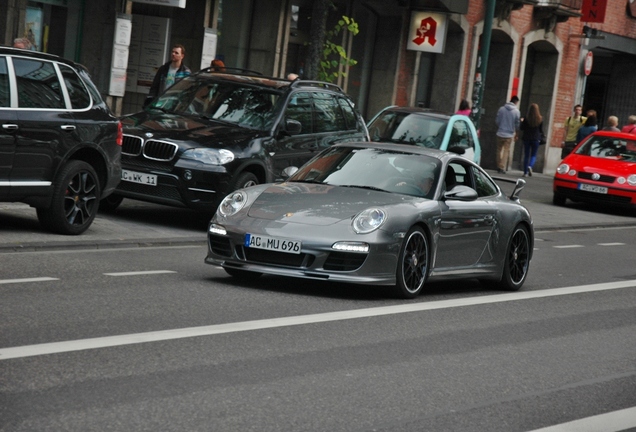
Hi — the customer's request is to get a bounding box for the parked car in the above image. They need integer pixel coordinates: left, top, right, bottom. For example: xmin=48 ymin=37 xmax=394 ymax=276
xmin=0 ymin=47 xmax=122 ymax=235
xmin=205 ymin=142 xmax=532 ymax=299
xmin=553 ymin=130 xmax=636 ymax=209
xmin=367 ymin=106 xmax=481 ymax=163
xmin=107 ymin=71 xmax=368 ymax=213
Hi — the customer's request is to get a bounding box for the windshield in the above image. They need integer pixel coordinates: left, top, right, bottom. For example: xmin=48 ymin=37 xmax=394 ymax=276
xmin=576 ymin=135 xmax=636 ymax=161
xmin=289 ymin=146 xmax=441 ymax=198
xmin=148 ymin=77 xmax=281 ymax=131
xmin=368 ymin=111 xmax=448 ymax=148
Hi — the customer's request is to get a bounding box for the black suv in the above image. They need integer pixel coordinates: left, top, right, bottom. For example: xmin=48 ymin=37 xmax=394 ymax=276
xmin=108 ymin=71 xmax=368 ymax=213
xmin=0 ymin=48 xmax=122 ymax=234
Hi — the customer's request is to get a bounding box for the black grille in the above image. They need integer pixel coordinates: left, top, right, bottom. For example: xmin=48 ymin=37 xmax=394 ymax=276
xmin=323 ymin=251 xmax=367 ymax=271
xmin=118 ymin=181 xmax=182 ymax=201
xmin=578 ymin=172 xmax=615 ymax=183
xmin=209 ymin=235 xmax=233 ymax=257
xmin=144 ymin=140 xmax=178 ymax=161
xmin=122 ymin=135 xmax=142 ymax=155
xmin=242 ymin=247 xmax=311 ymax=267
xmin=556 ymin=186 xmax=632 ymax=204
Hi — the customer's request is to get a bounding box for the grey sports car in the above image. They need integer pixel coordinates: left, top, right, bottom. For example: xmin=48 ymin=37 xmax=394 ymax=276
xmin=205 ymin=142 xmax=533 ymax=298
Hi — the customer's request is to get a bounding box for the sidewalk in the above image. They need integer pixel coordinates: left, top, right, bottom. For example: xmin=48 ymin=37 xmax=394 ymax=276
xmin=1 ymin=170 xmax=634 ymax=253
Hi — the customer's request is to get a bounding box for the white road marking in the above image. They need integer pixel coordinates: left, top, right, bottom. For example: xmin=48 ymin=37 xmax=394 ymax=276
xmin=528 ymin=406 xmax=636 ymax=432
xmin=598 ymin=243 xmax=625 ymax=246
xmin=0 ymin=277 xmax=59 ymax=285
xmin=103 ymin=270 xmax=177 ymax=276
xmin=1 ymin=279 xmax=635 ymax=361
xmin=553 ymin=245 xmax=584 ymax=249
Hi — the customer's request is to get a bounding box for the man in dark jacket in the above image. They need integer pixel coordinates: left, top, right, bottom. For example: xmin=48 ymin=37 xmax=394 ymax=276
xmin=145 ymin=44 xmax=191 ymax=106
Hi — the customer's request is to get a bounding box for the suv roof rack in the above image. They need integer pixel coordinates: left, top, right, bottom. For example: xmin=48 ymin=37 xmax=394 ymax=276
xmin=290 ymin=80 xmax=343 ymax=92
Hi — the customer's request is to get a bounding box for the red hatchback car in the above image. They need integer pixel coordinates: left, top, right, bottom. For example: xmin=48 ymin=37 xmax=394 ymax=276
xmin=553 ymin=131 xmax=636 ymax=209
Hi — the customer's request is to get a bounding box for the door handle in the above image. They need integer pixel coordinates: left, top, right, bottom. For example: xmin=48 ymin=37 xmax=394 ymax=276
xmin=2 ymin=124 xmax=18 ymax=131
xmin=61 ymin=125 xmax=76 ymax=131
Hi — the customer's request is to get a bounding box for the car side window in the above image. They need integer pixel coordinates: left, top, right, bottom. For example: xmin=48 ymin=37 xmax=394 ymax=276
xmin=59 ymin=64 xmax=91 ymax=109
xmin=338 ymin=97 xmax=357 ymax=130
xmin=313 ymin=92 xmax=345 ymax=133
xmin=285 ymin=91 xmax=313 ymax=135
xmin=13 ymin=58 xmax=65 ymax=109
xmin=0 ymin=57 xmax=9 ymax=107
xmin=472 ymin=167 xmax=498 ymax=197
xmin=449 ymin=120 xmax=474 ymax=151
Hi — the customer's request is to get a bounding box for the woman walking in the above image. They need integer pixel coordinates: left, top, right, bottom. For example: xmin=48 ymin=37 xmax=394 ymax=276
xmin=520 ymin=103 xmax=544 ymax=177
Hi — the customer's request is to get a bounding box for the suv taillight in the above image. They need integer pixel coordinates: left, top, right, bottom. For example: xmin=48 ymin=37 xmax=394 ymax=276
xmin=116 ymin=121 xmax=123 ymax=146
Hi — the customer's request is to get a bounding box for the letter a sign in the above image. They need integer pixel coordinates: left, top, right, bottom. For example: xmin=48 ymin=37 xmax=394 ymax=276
xmin=407 ymin=11 xmax=448 ymax=54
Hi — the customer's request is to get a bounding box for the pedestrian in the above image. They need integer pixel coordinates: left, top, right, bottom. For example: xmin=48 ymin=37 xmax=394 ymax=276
xmin=456 ymin=99 xmax=471 ymax=116
xmin=621 ymin=115 xmax=636 ymax=134
xmin=562 ymin=104 xmax=586 ymax=158
xmin=576 ymin=114 xmax=598 ymax=143
xmin=495 ymin=95 xmax=520 ymax=174
xmin=13 ymin=38 xmax=32 ymax=49
xmin=210 ymin=59 xmax=226 ymax=72
xmin=602 ymin=116 xmax=620 ymax=132
xmin=519 ymin=103 xmax=544 ymax=177
xmin=145 ymin=44 xmax=191 ymax=107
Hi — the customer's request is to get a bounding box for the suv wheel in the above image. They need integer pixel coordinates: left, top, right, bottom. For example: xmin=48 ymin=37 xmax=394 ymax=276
xmin=100 ymin=193 xmax=124 ymax=212
xmin=37 ymin=160 xmax=101 ymax=235
xmin=231 ymin=172 xmax=258 ymax=191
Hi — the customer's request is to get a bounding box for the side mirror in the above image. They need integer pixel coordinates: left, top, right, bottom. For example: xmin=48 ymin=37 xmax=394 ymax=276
xmin=282 ymin=166 xmax=299 ymax=179
xmin=444 ymin=185 xmax=478 ymax=201
xmin=285 ymin=119 xmax=302 ymax=135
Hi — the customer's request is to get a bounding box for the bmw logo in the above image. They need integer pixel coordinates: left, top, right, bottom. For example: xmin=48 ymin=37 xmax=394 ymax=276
xmin=591 ymin=173 xmax=600 ymax=180
xmin=145 ymin=132 xmax=153 ymax=138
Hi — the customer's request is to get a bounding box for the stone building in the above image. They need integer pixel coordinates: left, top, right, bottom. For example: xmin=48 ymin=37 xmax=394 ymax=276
xmin=2 ymin=0 xmax=635 ymax=174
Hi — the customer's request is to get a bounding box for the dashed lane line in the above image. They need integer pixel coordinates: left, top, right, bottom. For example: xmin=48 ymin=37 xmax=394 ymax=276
xmin=103 ymin=270 xmax=177 ymax=276
xmin=0 ymin=277 xmax=59 ymax=285
xmin=1 ymin=279 xmax=635 ymax=361
xmin=528 ymin=406 xmax=636 ymax=432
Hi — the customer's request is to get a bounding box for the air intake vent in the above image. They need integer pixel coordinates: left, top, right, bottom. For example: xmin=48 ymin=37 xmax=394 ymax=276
xmin=143 ymin=140 xmax=178 ymax=161
xmin=122 ymin=135 xmax=142 ymax=156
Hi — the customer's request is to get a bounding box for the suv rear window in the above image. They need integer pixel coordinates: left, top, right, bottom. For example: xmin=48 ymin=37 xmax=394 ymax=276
xmin=60 ymin=64 xmax=91 ymax=109
xmin=0 ymin=57 xmax=9 ymax=107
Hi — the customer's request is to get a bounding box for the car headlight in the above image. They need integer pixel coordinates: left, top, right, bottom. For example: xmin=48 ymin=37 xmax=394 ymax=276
xmin=556 ymin=164 xmax=569 ymax=175
xmin=628 ymin=174 xmax=636 ymax=187
xmin=352 ymin=208 xmax=386 ymax=234
xmin=182 ymin=148 xmax=234 ymax=165
xmin=218 ymin=191 xmax=247 ymax=217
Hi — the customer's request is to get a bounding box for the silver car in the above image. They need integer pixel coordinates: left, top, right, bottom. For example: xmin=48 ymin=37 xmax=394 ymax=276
xmin=205 ymin=142 xmax=533 ymax=298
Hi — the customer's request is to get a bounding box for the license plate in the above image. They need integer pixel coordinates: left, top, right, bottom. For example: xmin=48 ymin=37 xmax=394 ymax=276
xmin=579 ymin=183 xmax=607 ymax=194
xmin=121 ymin=170 xmax=157 ymax=186
xmin=244 ymin=234 xmax=301 ymax=254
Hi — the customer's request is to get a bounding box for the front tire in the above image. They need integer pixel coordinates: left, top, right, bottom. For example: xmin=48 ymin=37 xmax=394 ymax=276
xmin=553 ymin=192 xmax=566 ymax=206
xmin=395 ymin=226 xmax=429 ymax=299
xmin=37 ymin=160 xmax=101 ymax=235
xmin=231 ymin=172 xmax=259 ymax=191
xmin=100 ymin=193 xmax=124 ymax=212
xmin=496 ymin=225 xmax=531 ymax=291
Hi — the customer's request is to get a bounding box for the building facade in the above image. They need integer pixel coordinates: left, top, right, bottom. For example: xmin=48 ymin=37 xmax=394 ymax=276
xmin=3 ymin=0 xmax=636 ymax=174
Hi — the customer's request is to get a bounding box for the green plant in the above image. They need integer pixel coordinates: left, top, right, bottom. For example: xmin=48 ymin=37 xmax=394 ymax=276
xmin=318 ymin=16 xmax=359 ymax=83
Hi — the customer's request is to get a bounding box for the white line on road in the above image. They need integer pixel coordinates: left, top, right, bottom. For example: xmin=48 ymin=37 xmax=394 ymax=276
xmin=1 ymin=279 xmax=635 ymax=361
xmin=553 ymin=245 xmax=584 ymax=249
xmin=0 ymin=277 xmax=59 ymax=285
xmin=598 ymin=243 xmax=625 ymax=246
xmin=103 ymin=270 xmax=177 ymax=276
xmin=528 ymin=406 xmax=636 ymax=432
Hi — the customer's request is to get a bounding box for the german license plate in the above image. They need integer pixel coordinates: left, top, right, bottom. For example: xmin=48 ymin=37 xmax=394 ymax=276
xmin=121 ymin=170 xmax=157 ymax=186
xmin=579 ymin=183 xmax=607 ymax=194
xmin=244 ymin=234 xmax=301 ymax=254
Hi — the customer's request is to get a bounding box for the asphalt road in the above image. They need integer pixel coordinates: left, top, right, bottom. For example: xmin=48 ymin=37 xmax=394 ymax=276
xmin=1 ymin=226 xmax=635 ymax=431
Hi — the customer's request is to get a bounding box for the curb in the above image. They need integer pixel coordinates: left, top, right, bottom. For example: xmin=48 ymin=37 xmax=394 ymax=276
xmin=0 ymin=237 xmax=207 ymax=254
